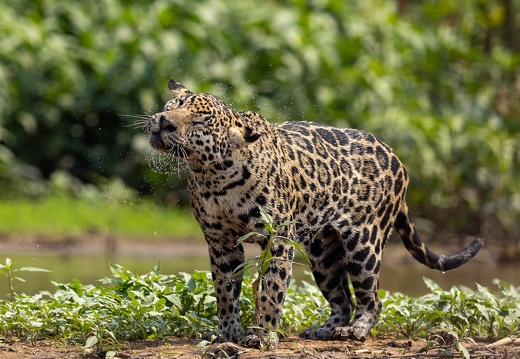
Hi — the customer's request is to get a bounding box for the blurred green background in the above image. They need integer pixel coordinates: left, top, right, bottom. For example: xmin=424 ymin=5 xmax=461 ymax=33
xmin=0 ymin=0 xmax=519 ymax=260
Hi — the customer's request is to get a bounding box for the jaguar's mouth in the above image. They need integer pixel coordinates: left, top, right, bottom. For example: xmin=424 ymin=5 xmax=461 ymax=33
xmin=149 ymin=133 xmax=192 ymax=158
xmin=149 ymin=133 xmax=166 ymax=151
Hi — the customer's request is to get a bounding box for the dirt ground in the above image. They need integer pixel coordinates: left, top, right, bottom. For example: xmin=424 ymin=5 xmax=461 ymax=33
xmin=1 ymin=336 xmax=519 ymax=358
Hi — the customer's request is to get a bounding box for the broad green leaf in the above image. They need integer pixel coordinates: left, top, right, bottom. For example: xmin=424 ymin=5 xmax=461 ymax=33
xmin=423 ymin=277 xmax=442 ymax=292
xmin=109 ymin=262 xmax=129 ymax=280
xmin=187 ymin=277 xmax=197 ymax=292
xmin=196 ymin=340 xmax=211 ymax=347
xmin=84 ymin=336 xmax=98 ymax=348
xmin=192 ymin=270 xmax=208 ymax=281
xmin=457 ymin=342 xmax=470 ymax=359
xmin=153 ymin=261 xmax=161 ymax=274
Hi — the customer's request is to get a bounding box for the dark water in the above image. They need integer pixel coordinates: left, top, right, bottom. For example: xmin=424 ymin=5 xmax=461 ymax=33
xmin=2 ymin=246 xmax=518 ymax=298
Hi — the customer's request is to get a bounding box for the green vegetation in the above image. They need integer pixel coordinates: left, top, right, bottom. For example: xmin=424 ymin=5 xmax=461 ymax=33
xmin=0 ymin=172 xmax=201 ymax=238
xmin=0 ymin=195 xmax=200 ymax=238
xmin=1 ymin=2 xmax=518 ymax=355
xmin=0 ymin=261 xmax=518 ymax=355
xmin=232 ymin=207 xmax=310 ymax=349
xmin=0 ymin=258 xmax=50 ymax=301
xmin=0 ymin=0 xmax=519 ymax=259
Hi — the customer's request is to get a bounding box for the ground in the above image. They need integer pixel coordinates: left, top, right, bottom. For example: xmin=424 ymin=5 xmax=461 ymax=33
xmin=1 ymin=336 xmax=519 ymax=358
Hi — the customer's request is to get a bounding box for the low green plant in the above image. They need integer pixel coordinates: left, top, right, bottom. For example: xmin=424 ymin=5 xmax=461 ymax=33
xmin=0 ymin=257 xmax=50 ymax=301
xmin=0 ymin=259 xmax=518 ymax=356
xmin=232 ymin=206 xmax=311 ymax=348
xmin=233 ymin=206 xmax=310 ymax=279
xmin=376 ymin=277 xmax=520 ymax=357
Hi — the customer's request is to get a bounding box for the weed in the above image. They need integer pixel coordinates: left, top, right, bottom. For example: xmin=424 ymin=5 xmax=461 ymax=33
xmin=0 ymin=257 xmax=517 ymax=352
xmin=0 ymin=258 xmax=50 ymax=301
xmin=232 ymin=206 xmax=310 ymax=347
xmin=376 ymin=277 xmax=520 ymax=343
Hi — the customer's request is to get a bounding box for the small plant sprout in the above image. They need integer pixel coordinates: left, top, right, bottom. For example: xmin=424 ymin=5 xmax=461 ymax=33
xmin=233 ymin=206 xmax=311 ymax=281
xmin=233 ymin=206 xmax=311 ymax=347
xmin=0 ymin=257 xmax=51 ymax=301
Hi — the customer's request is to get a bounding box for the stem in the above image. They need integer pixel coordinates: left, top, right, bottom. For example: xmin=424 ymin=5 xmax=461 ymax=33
xmin=8 ymin=268 xmax=15 ymax=301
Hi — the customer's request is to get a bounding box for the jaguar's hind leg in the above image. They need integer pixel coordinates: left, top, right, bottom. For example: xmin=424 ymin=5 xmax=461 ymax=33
xmin=331 ymin=227 xmax=384 ymax=341
xmin=300 ymin=226 xmax=354 ymax=340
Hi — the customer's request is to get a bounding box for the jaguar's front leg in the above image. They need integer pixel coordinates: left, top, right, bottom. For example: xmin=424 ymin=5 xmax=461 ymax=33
xmin=206 ymin=238 xmax=246 ymax=343
xmin=242 ymin=242 xmax=295 ymax=349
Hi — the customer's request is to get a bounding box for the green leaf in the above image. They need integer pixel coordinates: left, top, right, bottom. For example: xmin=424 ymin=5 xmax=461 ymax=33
xmin=187 ymin=277 xmax=197 ymax=292
xmin=457 ymin=342 xmax=470 ymax=359
xmin=84 ymin=336 xmax=98 ymax=348
xmin=165 ymin=293 xmax=182 ymax=309
xmin=423 ymin=277 xmax=442 ymax=292
xmin=236 ymin=231 xmax=264 ymax=246
xmin=276 ymin=220 xmax=299 ymax=229
xmin=153 ymin=261 xmax=161 ymax=274
xmin=109 ymin=262 xmax=130 ymax=280
xmin=192 ymin=270 xmax=207 ymax=281
xmin=196 ymin=339 xmax=211 ymax=347
xmin=259 ymin=251 xmax=273 ymax=276
xmin=258 ymin=206 xmax=274 ymax=233
xmin=19 ymin=267 xmax=52 ymax=273
xmin=232 ymin=256 xmax=260 ymax=276
xmin=283 ymin=238 xmax=312 ymax=267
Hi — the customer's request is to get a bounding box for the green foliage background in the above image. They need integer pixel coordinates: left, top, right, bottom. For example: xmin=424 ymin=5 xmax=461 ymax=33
xmin=0 ymin=0 xmax=519 ymax=251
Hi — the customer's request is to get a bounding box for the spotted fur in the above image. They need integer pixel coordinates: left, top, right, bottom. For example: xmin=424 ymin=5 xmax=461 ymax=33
xmin=147 ymin=79 xmax=484 ymax=348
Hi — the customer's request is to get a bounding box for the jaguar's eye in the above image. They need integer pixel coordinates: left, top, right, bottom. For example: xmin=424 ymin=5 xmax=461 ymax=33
xmin=192 ymin=116 xmax=210 ymax=127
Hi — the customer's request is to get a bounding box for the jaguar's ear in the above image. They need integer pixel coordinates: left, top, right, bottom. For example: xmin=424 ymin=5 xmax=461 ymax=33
xmin=168 ymin=78 xmax=192 ymax=98
xmin=228 ymin=124 xmax=262 ymax=149
xmin=243 ymin=127 xmax=262 ymax=143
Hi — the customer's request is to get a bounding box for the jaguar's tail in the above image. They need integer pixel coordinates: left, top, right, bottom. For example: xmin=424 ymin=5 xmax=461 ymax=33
xmin=394 ymin=204 xmax=484 ymax=272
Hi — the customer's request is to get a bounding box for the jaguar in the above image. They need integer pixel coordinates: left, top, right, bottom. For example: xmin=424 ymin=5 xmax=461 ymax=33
xmin=146 ymin=79 xmax=484 ymax=348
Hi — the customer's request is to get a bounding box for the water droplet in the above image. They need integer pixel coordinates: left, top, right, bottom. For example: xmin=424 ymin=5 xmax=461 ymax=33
xmin=144 ymin=146 xmax=187 ymax=176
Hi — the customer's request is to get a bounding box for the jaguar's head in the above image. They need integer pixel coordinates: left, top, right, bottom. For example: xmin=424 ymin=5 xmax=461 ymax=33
xmin=148 ymin=79 xmax=262 ymax=168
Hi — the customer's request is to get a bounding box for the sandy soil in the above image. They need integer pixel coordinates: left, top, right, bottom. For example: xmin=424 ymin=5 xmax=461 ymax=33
xmin=1 ymin=336 xmax=519 ymax=358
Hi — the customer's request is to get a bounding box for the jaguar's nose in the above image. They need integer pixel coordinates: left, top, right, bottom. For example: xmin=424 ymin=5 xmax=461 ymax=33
xmin=161 ymin=116 xmax=177 ymax=133
xmin=149 ymin=113 xmax=176 ymax=134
